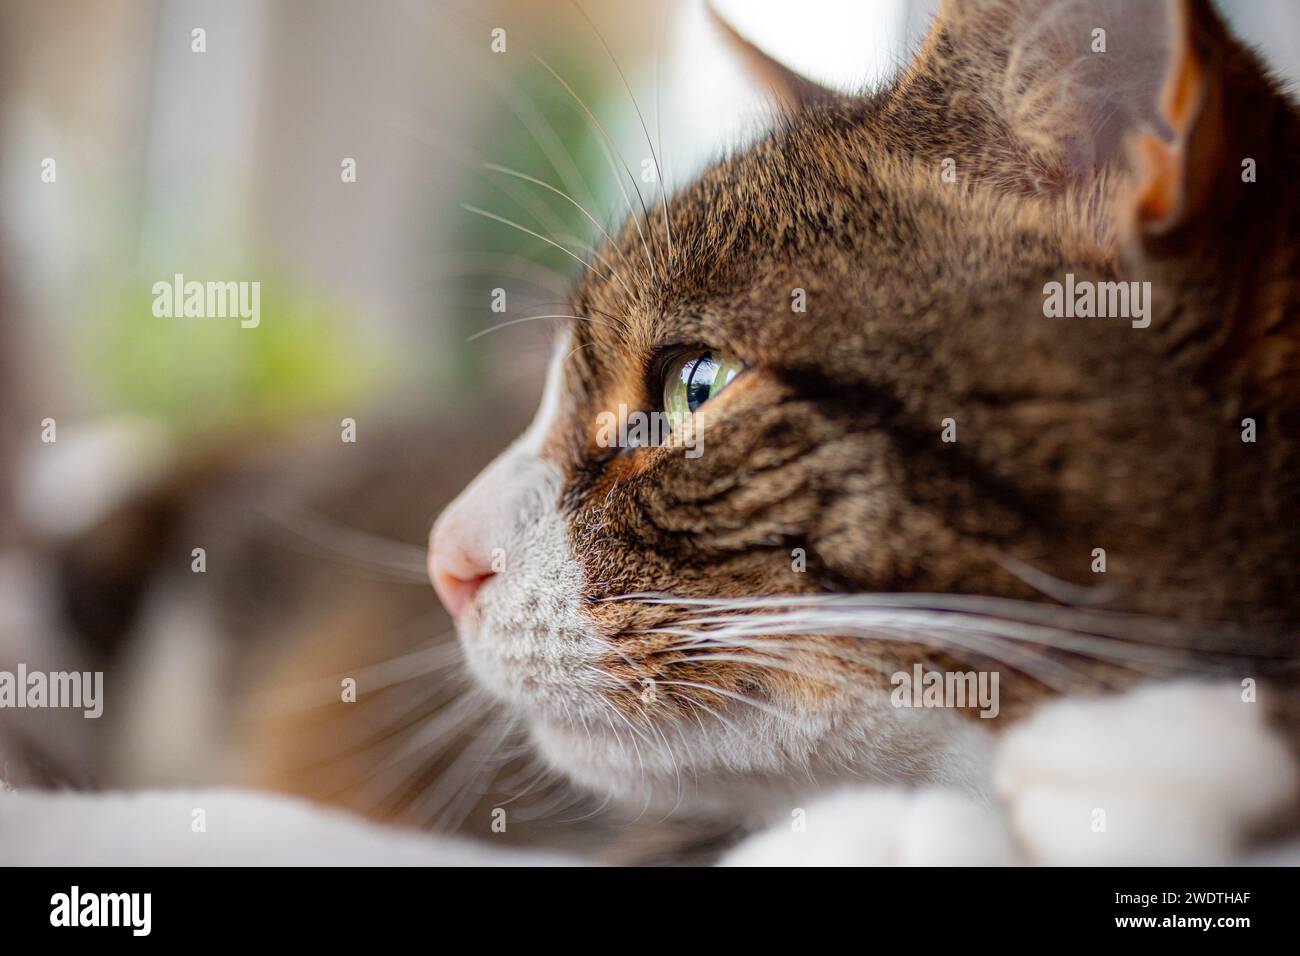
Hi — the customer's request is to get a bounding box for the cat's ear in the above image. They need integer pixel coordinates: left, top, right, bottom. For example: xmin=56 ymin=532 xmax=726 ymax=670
xmin=1121 ymin=1 xmax=1299 ymax=406
xmin=906 ymin=0 xmax=1284 ymax=193
xmin=1125 ymin=0 xmax=1271 ymax=240
xmin=911 ymin=0 xmax=1177 ymax=182
xmin=706 ymin=2 xmax=838 ymax=112
xmin=912 ymin=1 xmax=1297 ymax=398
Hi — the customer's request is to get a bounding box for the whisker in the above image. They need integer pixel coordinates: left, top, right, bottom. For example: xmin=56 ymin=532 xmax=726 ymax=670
xmin=345 ymin=692 xmax=496 ymax=815
xmin=533 ymin=54 xmax=658 ymax=280
xmin=994 ymin=552 xmax=1120 ymax=606
xmin=651 ymin=611 xmax=1247 ymax=673
xmin=252 ymin=499 xmax=430 ymax=582
xmin=615 ymin=592 xmax=1289 ymax=659
xmin=476 ymin=167 xmax=635 ymax=291
xmin=652 ymin=17 xmax=675 ymax=266
xmin=651 ymin=679 xmax=799 ymax=724
xmin=663 ymin=689 xmax=747 ymax=741
xmin=405 ymin=712 xmax=519 ymax=831
xmin=244 ymin=633 xmax=462 ymax=721
xmin=271 ymin=676 xmax=469 ymax=785
xmin=570 ymin=0 xmax=672 ymax=269
xmin=418 ymin=250 xmax=574 ymax=296
xmin=461 ymin=202 xmax=634 ymax=296
xmin=668 ymin=631 xmax=1094 ymax=695
xmin=466 ymin=312 xmax=622 ymax=343
xmin=402 ymin=0 xmax=602 ymax=214
xmin=482 ymin=161 xmax=635 ymax=273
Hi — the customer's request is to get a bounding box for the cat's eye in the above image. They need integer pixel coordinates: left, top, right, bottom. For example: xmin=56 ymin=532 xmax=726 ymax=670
xmin=662 ymin=349 xmax=743 ymax=433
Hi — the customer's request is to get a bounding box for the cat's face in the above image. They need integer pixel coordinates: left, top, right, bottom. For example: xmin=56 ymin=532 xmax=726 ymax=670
xmin=430 ymin=0 xmax=1300 ymax=815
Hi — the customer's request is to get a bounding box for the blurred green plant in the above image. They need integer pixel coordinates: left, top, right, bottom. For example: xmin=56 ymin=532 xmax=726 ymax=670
xmin=87 ymin=43 xmax=647 ymax=427
xmin=435 ymin=48 xmax=637 ymax=382
xmin=89 ymin=268 xmax=383 ymax=436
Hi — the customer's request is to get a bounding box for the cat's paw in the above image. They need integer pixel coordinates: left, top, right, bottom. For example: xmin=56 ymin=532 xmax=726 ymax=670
xmin=994 ymin=681 xmax=1298 ymax=865
xmin=721 ymin=787 xmax=1020 ymax=866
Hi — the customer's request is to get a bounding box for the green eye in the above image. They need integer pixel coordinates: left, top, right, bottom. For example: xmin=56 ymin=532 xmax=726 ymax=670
xmin=662 ymin=349 xmax=743 ymax=432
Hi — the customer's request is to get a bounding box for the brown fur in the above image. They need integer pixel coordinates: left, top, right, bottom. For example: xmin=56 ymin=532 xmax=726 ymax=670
xmin=530 ymin=0 xmax=1300 ymax=725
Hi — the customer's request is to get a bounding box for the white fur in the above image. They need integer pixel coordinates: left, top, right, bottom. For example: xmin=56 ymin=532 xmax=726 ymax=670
xmin=995 ymin=681 xmax=1299 ymax=865
xmin=722 ymin=787 xmax=1019 ymax=866
xmin=0 ymin=788 xmax=580 ymax=866
xmin=725 ymin=681 xmax=1298 ymax=865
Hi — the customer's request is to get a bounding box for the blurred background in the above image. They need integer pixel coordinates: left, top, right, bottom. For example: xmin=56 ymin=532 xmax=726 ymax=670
xmin=0 ymin=0 xmax=1297 ymax=855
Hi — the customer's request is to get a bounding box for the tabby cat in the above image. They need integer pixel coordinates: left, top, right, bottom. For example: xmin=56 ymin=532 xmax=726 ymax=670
xmin=427 ymin=0 xmax=1300 ymax=863
xmin=3 ymin=0 xmax=1298 ymax=865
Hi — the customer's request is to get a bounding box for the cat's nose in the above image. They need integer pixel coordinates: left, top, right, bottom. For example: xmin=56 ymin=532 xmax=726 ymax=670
xmin=428 ymin=417 xmax=556 ymax=617
xmin=428 ymin=515 xmax=494 ymax=618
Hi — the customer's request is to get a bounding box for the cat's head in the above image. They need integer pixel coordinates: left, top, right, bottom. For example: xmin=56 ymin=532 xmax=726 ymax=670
xmin=430 ymin=0 xmax=1300 ymax=816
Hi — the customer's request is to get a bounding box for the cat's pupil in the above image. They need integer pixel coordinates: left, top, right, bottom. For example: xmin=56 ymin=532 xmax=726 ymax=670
xmin=683 ymin=352 xmax=718 ymax=413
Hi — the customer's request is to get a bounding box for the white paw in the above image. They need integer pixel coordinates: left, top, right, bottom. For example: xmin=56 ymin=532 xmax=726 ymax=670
xmin=721 ymin=787 xmax=1020 ymax=866
xmin=995 ymin=681 xmax=1298 ymax=864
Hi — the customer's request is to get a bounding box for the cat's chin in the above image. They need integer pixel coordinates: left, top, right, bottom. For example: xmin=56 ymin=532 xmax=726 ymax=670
xmin=455 ymin=608 xmax=832 ymax=818
xmin=523 ymin=689 xmax=997 ymax=822
xmin=526 ymin=715 xmax=812 ymax=820
xmin=459 ymin=635 xmax=819 ymax=818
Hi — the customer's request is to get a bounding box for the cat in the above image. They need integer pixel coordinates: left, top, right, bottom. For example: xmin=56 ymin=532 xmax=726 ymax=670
xmin=3 ymin=0 xmax=1298 ymax=866
xmin=426 ymin=0 xmax=1300 ymax=862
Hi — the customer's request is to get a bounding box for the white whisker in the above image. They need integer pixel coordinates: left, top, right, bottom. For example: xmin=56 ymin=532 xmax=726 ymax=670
xmin=482 ymin=161 xmax=634 ymax=273
xmin=466 ymin=312 xmax=621 ymax=343
xmin=461 ymin=202 xmax=633 ymax=295
xmin=533 ymin=54 xmax=658 ymax=280
xmin=570 ymin=0 xmax=672 ymax=270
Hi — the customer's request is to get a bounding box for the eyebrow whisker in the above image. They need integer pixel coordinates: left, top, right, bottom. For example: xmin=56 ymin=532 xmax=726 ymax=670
xmin=461 ymin=202 xmax=635 ymax=297
xmin=533 ymin=53 xmax=658 ymax=283
xmin=466 ymin=313 xmax=624 ymax=343
xmin=569 ymin=0 xmax=674 ymax=271
xmin=483 ymin=161 xmax=635 ymax=274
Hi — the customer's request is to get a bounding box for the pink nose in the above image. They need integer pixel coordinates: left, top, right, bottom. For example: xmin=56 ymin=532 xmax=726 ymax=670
xmin=428 ymin=522 xmax=493 ymax=618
